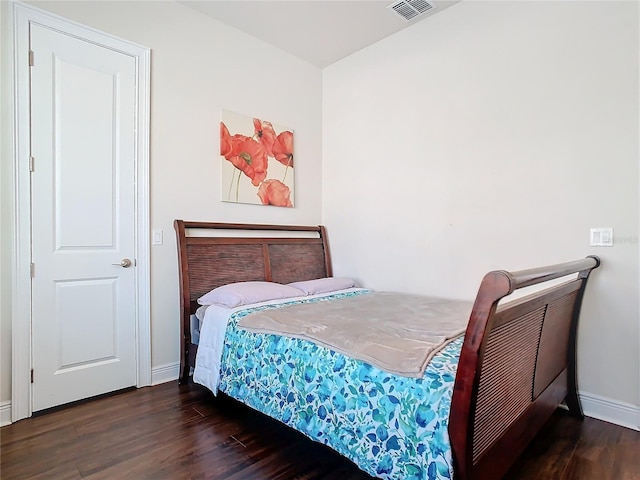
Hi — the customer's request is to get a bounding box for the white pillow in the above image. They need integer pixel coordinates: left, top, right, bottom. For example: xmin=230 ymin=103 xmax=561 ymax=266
xmin=197 ymin=281 xmax=304 ymax=307
xmin=287 ymin=277 xmax=356 ymax=295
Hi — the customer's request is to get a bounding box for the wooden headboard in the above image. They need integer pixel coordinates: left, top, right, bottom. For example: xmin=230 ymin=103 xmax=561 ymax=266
xmin=174 ymin=220 xmax=333 ymax=382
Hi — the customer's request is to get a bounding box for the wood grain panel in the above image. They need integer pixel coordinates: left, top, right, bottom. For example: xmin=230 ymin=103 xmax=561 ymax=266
xmin=473 ymin=306 xmax=546 ymax=463
xmin=533 ymin=292 xmax=578 ymax=398
xmin=268 ymin=242 xmax=327 ymax=284
xmin=186 ymin=243 xmax=267 ymax=301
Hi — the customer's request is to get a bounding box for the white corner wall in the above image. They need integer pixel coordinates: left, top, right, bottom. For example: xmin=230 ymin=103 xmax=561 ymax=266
xmin=1 ymin=0 xmax=14 ymax=418
xmin=1 ymin=0 xmax=322 ymax=406
xmin=323 ymin=0 xmax=639 ymax=422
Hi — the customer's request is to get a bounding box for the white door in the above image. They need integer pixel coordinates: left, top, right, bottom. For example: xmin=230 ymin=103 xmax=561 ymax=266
xmin=30 ymin=24 xmax=138 ymax=411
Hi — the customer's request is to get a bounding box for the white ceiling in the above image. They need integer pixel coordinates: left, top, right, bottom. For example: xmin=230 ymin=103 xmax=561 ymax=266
xmin=181 ymin=1 xmax=460 ymax=67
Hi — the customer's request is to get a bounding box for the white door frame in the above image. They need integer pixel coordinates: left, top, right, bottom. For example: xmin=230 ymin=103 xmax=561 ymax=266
xmin=11 ymin=1 xmax=151 ymax=422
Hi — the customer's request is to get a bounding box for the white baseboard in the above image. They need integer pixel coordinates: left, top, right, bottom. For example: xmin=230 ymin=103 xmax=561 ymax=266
xmin=581 ymin=391 xmax=639 ymax=431
xmin=151 ymin=362 xmax=180 ymax=386
xmin=1 ymin=401 xmax=12 ymax=427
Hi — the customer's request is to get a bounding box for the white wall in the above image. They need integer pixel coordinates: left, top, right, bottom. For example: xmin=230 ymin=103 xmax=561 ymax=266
xmin=0 ymin=0 xmax=323 ymax=404
xmin=323 ymin=0 xmax=639 ymax=413
xmin=1 ymin=1 xmax=14 ymax=412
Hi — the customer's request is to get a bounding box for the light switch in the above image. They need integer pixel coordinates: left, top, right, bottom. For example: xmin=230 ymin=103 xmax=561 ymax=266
xmin=152 ymin=229 xmax=163 ymax=245
xmin=590 ymin=227 xmax=613 ymax=247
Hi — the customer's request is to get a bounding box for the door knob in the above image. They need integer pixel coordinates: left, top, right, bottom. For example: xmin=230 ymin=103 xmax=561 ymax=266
xmin=112 ymin=258 xmax=133 ymax=268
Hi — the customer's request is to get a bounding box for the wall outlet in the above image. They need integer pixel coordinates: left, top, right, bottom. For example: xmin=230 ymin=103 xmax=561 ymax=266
xmin=590 ymin=227 xmax=613 ymax=247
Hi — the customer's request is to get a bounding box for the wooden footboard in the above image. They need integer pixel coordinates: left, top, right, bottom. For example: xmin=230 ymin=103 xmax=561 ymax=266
xmin=449 ymin=256 xmax=600 ymax=480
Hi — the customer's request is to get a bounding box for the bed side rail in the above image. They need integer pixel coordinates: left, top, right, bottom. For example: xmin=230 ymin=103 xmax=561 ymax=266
xmin=449 ymin=256 xmax=600 ymax=480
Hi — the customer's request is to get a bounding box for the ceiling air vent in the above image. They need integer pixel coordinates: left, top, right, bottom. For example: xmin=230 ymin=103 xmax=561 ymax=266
xmin=388 ymin=0 xmax=435 ymax=21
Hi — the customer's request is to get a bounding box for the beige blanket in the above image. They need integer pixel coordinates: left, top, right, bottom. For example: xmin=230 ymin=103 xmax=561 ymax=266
xmin=238 ymin=292 xmax=472 ymax=378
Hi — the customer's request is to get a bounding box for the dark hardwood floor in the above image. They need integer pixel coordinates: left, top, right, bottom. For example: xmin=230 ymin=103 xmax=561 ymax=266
xmin=1 ymin=382 xmax=638 ymax=479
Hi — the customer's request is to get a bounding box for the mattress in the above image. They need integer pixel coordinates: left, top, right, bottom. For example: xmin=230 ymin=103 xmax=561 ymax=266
xmin=195 ymin=289 xmax=461 ymax=479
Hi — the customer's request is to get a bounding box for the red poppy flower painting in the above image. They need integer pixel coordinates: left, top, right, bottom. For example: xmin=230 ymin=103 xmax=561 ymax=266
xmin=258 ymin=180 xmax=293 ymax=207
xmin=253 ymin=118 xmax=277 ymax=158
xmin=221 ymin=110 xmax=294 ymax=207
xmin=272 ymin=131 xmax=294 ymax=168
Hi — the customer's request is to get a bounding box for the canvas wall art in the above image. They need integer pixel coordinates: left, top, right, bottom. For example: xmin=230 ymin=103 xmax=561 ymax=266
xmin=220 ymin=109 xmax=294 ymax=207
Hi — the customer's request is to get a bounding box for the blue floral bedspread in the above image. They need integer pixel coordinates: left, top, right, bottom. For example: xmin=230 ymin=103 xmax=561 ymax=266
xmin=217 ymin=290 xmax=462 ymax=479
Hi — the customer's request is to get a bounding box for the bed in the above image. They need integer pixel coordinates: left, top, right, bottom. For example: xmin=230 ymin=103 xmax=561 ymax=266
xmin=174 ymin=219 xmax=600 ymax=480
